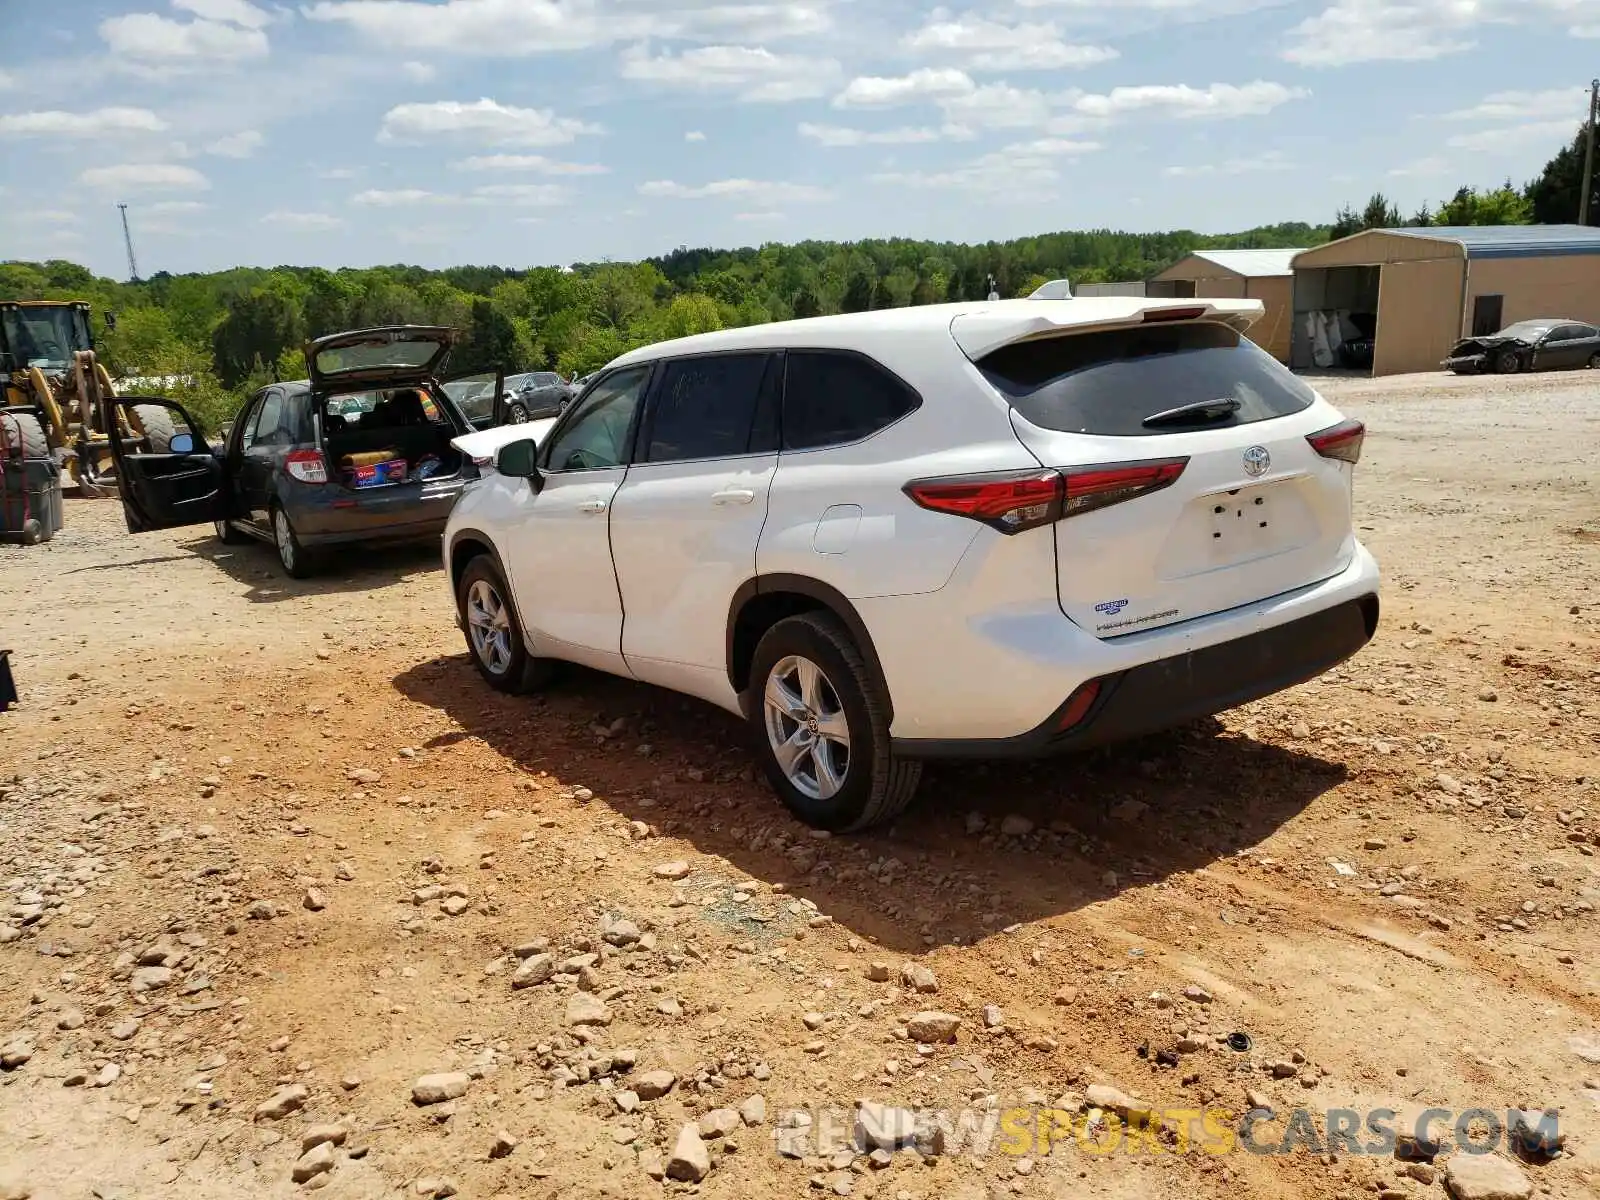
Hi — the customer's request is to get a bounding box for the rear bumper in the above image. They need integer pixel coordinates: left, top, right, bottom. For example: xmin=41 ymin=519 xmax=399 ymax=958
xmin=867 ymin=540 xmax=1381 ymax=747
xmin=894 ymin=592 xmax=1377 ymax=759
xmin=288 ymin=478 xmax=464 ymax=544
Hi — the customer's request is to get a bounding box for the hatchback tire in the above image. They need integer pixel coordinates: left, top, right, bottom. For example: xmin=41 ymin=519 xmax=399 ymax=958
xmin=749 ymin=611 xmax=921 ymax=832
xmin=214 ymin=517 xmax=247 ymax=545
xmin=272 ymin=506 xmax=316 ymax=579
xmin=458 ymin=555 xmax=554 ymax=693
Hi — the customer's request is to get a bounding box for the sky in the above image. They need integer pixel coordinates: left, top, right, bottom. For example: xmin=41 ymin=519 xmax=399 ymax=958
xmin=0 ymin=0 xmax=1595 ymax=277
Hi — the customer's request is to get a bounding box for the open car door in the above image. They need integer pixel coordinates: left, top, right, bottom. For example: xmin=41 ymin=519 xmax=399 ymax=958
xmin=102 ymin=395 xmax=226 ymax=533
xmin=439 ymin=370 xmax=505 ymax=431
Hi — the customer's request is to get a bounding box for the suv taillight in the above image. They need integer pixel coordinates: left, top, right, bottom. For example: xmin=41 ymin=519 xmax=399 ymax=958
xmin=904 ymin=458 xmax=1188 ymax=534
xmin=1307 ymin=419 xmax=1364 ymax=464
xmin=286 ymin=449 xmax=328 ymax=484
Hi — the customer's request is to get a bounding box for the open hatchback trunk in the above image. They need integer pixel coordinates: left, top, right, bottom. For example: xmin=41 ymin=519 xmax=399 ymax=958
xmin=954 ymin=301 xmax=1364 ymax=639
xmin=305 ymin=326 xmax=455 ymax=391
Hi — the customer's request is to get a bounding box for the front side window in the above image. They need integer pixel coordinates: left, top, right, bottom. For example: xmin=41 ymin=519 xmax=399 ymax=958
xmin=542 ymin=366 xmax=650 ymax=472
xmin=979 ymin=321 xmax=1316 ymax=437
xmin=644 ymin=353 xmax=776 ymax=464
xmin=782 ymin=351 xmax=919 ymax=452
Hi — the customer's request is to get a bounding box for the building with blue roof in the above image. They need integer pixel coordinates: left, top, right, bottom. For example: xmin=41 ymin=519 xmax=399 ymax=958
xmin=1288 ymin=225 xmax=1600 ymax=376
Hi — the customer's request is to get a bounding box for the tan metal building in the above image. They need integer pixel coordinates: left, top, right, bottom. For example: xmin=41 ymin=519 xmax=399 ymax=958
xmin=1289 ymin=225 xmax=1600 ymax=377
xmin=1148 ymin=248 xmax=1299 ymax=364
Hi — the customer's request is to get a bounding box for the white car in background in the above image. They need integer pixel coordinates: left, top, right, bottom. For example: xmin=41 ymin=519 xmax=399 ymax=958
xmin=443 ymin=298 xmax=1380 ymax=831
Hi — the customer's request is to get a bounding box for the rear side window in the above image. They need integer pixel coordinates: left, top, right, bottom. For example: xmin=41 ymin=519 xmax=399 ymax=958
xmin=644 ymin=353 xmax=778 ymax=463
xmin=783 ymin=351 xmax=919 ymax=452
xmin=979 ymin=322 xmax=1316 ymax=437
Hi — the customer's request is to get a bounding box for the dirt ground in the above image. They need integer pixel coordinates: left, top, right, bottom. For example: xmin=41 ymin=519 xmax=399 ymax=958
xmin=2 ymin=368 xmax=1597 ymax=1200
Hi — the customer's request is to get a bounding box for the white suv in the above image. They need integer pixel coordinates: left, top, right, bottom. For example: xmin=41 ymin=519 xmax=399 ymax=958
xmin=444 ymin=298 xmax=1379 ymax=831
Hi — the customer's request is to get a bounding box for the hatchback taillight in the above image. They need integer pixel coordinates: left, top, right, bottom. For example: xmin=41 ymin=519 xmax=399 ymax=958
xmin=1307 ymin=419 xmax=1364 ymax=464
xmin=903 ymin=458 xmax=1188 ymax=534
xmin=286 ymin=449 xmax=328 ymax=484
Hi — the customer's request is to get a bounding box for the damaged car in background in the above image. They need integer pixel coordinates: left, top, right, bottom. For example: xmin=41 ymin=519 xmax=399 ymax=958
xmin=1444 ymin=318 xmax=1600 ymax=375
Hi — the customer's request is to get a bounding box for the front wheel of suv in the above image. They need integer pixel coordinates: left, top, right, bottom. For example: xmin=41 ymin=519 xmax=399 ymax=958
xmin=748 ymin=612 xmax=921 ymax=832
xmin=457 ymin=555 xmax=555 ymax=693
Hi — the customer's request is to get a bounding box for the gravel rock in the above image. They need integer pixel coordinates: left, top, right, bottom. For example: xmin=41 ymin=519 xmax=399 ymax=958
xmin=999 ymin=814 xmax=1034 ymax=837
xmin=412 ymin=1072 xmax=471 ymax=1105
xmin=667 ymin=1122 xmax=711 ymax=1182
xmin=109 ymin=1018 xmax=140 ymax=1041
xmin=1181 ymin=985 xmax=1213 ymax=1004
xmin=255 ymin=1084 xmax=309 ymax=1120
xmin=740 ymin=1094 xmax=767 ymax=1126
xmin=1442 ymin=1154 xmax=1531 ymax=1200
xmin=488 ymin=1129 xmax=518 ymax=1159
xmin=600 ymin=914 xmax=641 ymax=947
xmin=292 ymin=1142 xmax=336 ymax=1184
xmin=1507 ymin=1108 xmax=1563 ymax=1156
xmin=981 ymin=1004 xmax=1004 ymax=1029
xmin=635 ymin=1069 xmax=677 ymax=1100
xmin=854 ymin=1102 xmax=918 ymax=1150
xmin=413 ymin=1179 xmax=458 ymax=1198
xmin=0 ymin=1169 xmax=29 ymax=1200
xmin=130 ymin=966 xmax=173 ymax=992
xmin=905 ymin=1011 xmax=960 ymax=1043
xmin=565 ymin=993 xmax=612 ymax=1026
xmin=441 ymin=896 xmax=470 ymax=917
xmin=900 ymin=963 xmax=938 ymax=994
xmin=1085 ymin=1084 xmax=1150 ymax=1122
xmin=303 ymin=889 xmax=327 ymax=912
xmin=699 ymin=1108 xmax=740 ymax=1139
xmin=301 ymin=1126 xmax=347 ymax=1153
xmin=654 ymin=861 xmax=691 ymax=880
xmin=866 ymin=962 xmax=892 ymax=983
xmin=56 ymin=1009 xmax=85 ymax=1031
xmin=511 ymin=954 xmax=554 ymax=989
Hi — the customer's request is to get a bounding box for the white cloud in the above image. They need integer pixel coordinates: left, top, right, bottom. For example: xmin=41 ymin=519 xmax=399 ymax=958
xmin=101 ymin=1 xmax=271 ymax=65
xmin=351 ymin=188 xmax=446 ymax=206
xmin=1576 ymin=24 xmax=1600 ymax=36
xmin=1282 ymin=0 xmax=1590 ymax=66
xmin=941 ymin=82 xmax=1054 ymax=129
xmin=470 ymin=183 xmax=571 ymax=205
xmin=378 ymin=99 xmax=602 ymax=146
xmin=173 ymin=0 xmax=273 ymax=27
xmin=1162 ymin=151 xmax=1291 ymax=177
xmin=1441 ymin=89 xmax=1586 ymax=123
xmin=146 ymin=200 xmax=210 ymax=213
xmin=834 ymin=68 xmax=975 ymax=108
xmin=319 ymin=166 xmax=360 ymax=179
xmin=350 ymin=183 xmax=573 ymax=207
xmin=799 ymin=122 xmax=946 ymax=147
xmin=205 ymin=130 xmax=263 ymax=157
xmin=1446 ymin=120 xmax=1580 ymax=153
xmin=80 ymin=163 xmax=211 ymax=193
xmin=639 ymin=178 xmax=832 ymax=204
xmin=903 ymin=10 xmax=1117 ymax=71
xmin=1069 ymin=81 xmax=1306 ymax=120
xmin=684 ymin=130 xmax=706 ymax=142
xmin=0 ymin=69 xmax=16 ymax=90
xmin=734 ymin=211 xmax=784 ymax=222
xmin=872 ymin=154 xmax=1058 ymax=193
xmin=1388 ymin=156 xmax=1450 ymax=178
xmin=0 ymin=107 xmax=168 ymax=137
xmin=263 ymin=210 xmax=345 ymax=230
xmin=16 ymin=210 xmax=81 ymax=225
xmin=451 ymin=154 xmax=608 ymax=174
xmin=303 ymin=0 xmax=833 ymax=55
xmin=619 ymin=44 xmax=840 ymax=103
xmin=1003 ymin=136 xmax=1103 ymax=157
xmin=401 ymin=60 xmax=436 ymax=82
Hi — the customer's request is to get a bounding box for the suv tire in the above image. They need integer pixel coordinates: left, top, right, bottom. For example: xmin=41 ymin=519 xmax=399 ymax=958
xmin=458 ymin=555 xmax=555 ymax=693
xmin=749 ymin=611 xmax=921 ymax=832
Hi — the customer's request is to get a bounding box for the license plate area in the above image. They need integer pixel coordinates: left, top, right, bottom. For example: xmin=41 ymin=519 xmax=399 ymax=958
xmin=1206 ymin=484 xmax=1284 ymax=560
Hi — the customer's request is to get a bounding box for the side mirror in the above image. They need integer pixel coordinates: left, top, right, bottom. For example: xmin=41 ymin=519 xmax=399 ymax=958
xmin=496 ymin=438 xmax=542 ymax=488
xmin=169 ymin=432 xmax=195 ymax=454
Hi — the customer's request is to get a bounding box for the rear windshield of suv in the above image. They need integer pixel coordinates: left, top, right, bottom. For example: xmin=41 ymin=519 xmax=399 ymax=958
xmin=977 ymin=321 xmax=1316 ymax=436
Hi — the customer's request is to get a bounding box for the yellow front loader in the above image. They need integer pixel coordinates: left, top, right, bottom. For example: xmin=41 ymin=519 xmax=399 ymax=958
xmin=0 ymin=299 xmax=137 ymax=496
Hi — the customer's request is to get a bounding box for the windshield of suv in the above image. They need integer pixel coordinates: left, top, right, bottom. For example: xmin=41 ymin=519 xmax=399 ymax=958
xmin=2 ymin=305 xmax=91 ymax=371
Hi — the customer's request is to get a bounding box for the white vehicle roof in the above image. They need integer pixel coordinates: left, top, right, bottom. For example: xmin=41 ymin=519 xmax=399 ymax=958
xmin=607 ymin=297 xmax=1265 ymax=371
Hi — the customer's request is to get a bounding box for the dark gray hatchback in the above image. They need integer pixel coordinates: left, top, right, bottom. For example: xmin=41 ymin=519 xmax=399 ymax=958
xmin=106 ymin=326 xmax=498 ymax=577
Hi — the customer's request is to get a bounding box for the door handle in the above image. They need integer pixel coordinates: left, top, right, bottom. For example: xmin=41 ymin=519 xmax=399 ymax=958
xmin=712 ymin=487 xmax=756 ymax=506
xmin=577 ymin=498 xmax=609 ymax=514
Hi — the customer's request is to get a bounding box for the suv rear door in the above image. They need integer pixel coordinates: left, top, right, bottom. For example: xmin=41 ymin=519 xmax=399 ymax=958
xmin=963 ymin=311 xmax=1359 ymax=638
xmin=609 ymin=351 xmax=781 ymax=694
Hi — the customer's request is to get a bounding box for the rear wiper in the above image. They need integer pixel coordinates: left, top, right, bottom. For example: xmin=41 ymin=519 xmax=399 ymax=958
xmin=1142 ymin=398 xmax=1241 ymax=428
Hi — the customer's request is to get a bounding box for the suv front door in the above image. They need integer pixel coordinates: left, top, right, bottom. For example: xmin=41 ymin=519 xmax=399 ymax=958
xmin=609 ymin=352 xmax=781 ymax=703
xmin=102 ymin=396 xmax=225 ymax=532
xmin=503 ymin=365 xmax=652 ymax=675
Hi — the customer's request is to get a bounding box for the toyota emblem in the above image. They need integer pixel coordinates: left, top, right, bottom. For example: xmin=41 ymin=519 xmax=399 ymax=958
xmin=1242 ymin=445 xmax=1271 ymax=478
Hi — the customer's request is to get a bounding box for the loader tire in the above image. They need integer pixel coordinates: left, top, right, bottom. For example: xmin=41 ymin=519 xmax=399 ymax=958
xmin=0 ymin=413 xmax=49 ymax=461
xmin=130 ymin=404 xmax=178 ymax=453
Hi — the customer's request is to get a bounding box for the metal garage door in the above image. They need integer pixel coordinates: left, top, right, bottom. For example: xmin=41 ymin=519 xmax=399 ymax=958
xmin=1373 ymin=257 xmax=1465 ymax=377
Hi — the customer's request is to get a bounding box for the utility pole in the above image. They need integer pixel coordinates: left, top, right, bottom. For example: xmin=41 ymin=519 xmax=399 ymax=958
xmin=1581 ymin=80 xmax=1599 ymax=227
xmin=117 ymin=203 xmax=139 ymax=283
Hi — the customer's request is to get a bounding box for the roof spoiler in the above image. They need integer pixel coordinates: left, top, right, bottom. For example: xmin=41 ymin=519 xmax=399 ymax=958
xmin=948 ymin=298 xmax=1264 ymax=361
